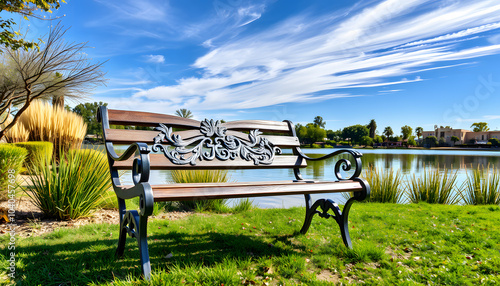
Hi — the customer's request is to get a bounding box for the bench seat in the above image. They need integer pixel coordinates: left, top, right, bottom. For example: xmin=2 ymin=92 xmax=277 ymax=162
xmin=119 ymin=180 xmax=365 ymax=201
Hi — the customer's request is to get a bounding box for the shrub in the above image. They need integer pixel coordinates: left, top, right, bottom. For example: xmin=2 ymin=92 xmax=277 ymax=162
xmin=489 ymin=138 xmax=500 ymax=147
xmin=169 ymin=169 xmax=232 ymax=212
xmin=348 ymin=166 xmax=404 ymax=203
xmin=14 ymin=142 xmax=53 ymax=169
xmin=24 ymin=148 xmax=111 ymax=220
xmin=18 ymin=100 xmax=86 ymax=157
xmin=0 ymin=144 xmax=27 ymax=200
xmin=311 ymin=143 xmax=321 ymax=148
xmin=406 ymin=166 xmax=461 ymax=204
xmin=360 ymin=136 xmax=373 ymax=147
xmin=461 ymin=165 xmax=500 ymax=205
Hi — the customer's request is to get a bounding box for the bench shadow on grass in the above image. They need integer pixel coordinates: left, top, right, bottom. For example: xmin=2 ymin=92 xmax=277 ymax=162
xmin=16 ymin=230 xmax=309 ymax=284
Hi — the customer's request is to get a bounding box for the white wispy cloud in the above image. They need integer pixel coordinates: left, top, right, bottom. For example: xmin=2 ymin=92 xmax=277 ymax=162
xmin=144 ymin=55 xmax=165 ymax=64
xmin=113 ymin=0 xmax=500 ymax=114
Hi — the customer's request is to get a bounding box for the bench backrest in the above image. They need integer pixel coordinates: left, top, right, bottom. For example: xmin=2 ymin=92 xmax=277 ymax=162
xmin=98 ymin=107 xmax=306 ymax=170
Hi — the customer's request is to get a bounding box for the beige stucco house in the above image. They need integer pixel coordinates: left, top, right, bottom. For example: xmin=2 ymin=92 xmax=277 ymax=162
xmin=422 ymin=127 xmax=500 ymax=145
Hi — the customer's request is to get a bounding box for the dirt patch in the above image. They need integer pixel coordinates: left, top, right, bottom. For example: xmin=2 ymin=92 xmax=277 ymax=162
xmin=0 ymin=198 xmax=192 ymax=238
xmin=316 ymin=269 xmax=340 ymax=283
xmin=385 ymin=246 xmax=412 ymax=261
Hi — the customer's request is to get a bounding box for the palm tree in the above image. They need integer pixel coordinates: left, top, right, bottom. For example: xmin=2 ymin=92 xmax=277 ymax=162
xmin=415 ymin=127 xmax=423 ymax=140
xmin=175 ymin=109 xmax=193 ymax=119
xmin=313 ymin=116 xmax=326 ymax=128
xmin=383 ymin=126 xmax=394 ymax=138
xmin=368 ymin=119 xmax=377 ymax=138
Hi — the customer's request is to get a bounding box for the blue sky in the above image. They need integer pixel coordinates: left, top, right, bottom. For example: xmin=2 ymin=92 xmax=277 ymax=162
xmin=6 ymin=0 xmax=500 ymax=134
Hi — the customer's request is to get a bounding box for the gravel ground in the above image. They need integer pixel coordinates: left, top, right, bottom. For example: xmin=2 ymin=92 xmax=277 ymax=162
xmin=0 ymin=197 xmax=191 ymax=238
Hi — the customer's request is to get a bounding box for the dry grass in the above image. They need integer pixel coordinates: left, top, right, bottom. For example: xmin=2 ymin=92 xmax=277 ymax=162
xmin=0 ymin=114 xmax=29 ymax=143
xmin=18 ymin=100 xmax=86 ymax=154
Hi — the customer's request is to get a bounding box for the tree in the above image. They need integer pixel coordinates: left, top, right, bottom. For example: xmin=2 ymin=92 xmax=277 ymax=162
xmin=360 ymin=136 xmax=373 ymax=147
xmin=313 ymin=116 xmax=326 ymax=128
xmin=415 ymin=127 xmax=423 ymax=140
xmin=0 ymin=1 xmax=64 ymax=51
xmin=424 ymin=136 xmax=438 ymax=147
xmin=471 ymin=122 xmax=489 ymax=132
xmin=383 ymin=126 xmax=394 ymax=138
xmin=374 ymin=135 xmax=383 ymax=144
xmin=451 ymin=136 xmax=460 ymax=146
xmin=408 ymin=136 xmax=417 ymax=146
xmin=306 ymin=123 xmax=326 ymax=145
xmin=326 ymin=129 xmax=342 ymax=141
xmin=342 ymin=124 xmax=369 ymax=145
xmin=295 ymin=123 xmax=308 ymax=143
xmin=0 ymin=25 xmax=106 ymax=141
xmin=72 ymin=102 xmax=108 ymax=137
xmin=367 ymin=119 xmax=377 ymax=138
xmin=175 ymin=108 xmax=193 ymax=119
xmin=401 ymin=125 xmax=413 ymax=140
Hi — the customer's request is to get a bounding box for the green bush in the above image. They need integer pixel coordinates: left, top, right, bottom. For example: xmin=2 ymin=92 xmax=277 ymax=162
xmin=14 ymin=142 xmax=53 ymax=169
xmin=344 ymin=166 xmax=404 ymax=203
xmin=170 ymin=169 xmax=232 ymax=212
xmin=24 ymin=148 xmax=111 ymax=220
xmin=489 ymin=138 xmax=500 ymax=147
xmin=311 ymin=143 xmax=321 ymax=148
xmin=406 ymin=166 xmax=461 ymax=204
xmin=0 ymin=144 xmax=27 ymax=200
xmin=461 ymin=165 xmax=500 ymax=205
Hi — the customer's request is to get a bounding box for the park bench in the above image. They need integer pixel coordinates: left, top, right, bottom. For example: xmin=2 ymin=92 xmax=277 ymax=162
xmin=97 ymin=106 xmax=370 ymax=280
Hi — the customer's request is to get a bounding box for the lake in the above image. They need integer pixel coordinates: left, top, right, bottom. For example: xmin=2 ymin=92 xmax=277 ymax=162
xmin=91 ymin=145 xmax=500 ymax=208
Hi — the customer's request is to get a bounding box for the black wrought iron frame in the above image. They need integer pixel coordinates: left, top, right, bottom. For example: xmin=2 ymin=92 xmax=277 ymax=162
xmin=284 ymin=120 xmax=371 ymax=249
xmin=98 ymin=106 xmax=154 ymax=280
xmin=97 ymin=107 xmax=369 ymax=281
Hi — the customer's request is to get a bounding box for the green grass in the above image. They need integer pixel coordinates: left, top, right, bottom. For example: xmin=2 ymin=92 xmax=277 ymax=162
xmin=1 ymin=203 xmax=499 ymax=285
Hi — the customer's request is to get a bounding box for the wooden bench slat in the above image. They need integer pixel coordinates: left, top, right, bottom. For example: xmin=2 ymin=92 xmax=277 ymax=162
xmin=107 ymin=110 xmax=293 ymax=133
xmin=113 ymin=154 xmax=306 ymax=169
xmin=105 ymin=129 xmax=300 ymax=147
xmin=222 ymin=120 xmax=291 ymax=133
xmin=108 ymin=109 xmax=201 ymax=128
xmin=146 ymin=180 xmax=363 ymax=201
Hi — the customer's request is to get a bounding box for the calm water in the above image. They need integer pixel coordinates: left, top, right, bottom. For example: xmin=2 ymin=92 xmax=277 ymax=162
xmin=92 ymin=145 xmax=500 ymax=208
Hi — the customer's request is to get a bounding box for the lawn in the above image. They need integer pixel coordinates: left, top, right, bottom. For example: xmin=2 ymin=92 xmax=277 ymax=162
xmin=1 ymin=203 xmax=499 ymax=285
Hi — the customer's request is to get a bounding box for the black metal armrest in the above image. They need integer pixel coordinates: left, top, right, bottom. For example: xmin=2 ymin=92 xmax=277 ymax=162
xmin=295 ymin=147 xmax=363 ymax=180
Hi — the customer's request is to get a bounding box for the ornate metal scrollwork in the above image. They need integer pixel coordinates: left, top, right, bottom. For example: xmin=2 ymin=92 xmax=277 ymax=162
xmin=152 ymin=119 xmax=282 ymax=165
xmin=333 ymin=150 xmax=362 ymax=180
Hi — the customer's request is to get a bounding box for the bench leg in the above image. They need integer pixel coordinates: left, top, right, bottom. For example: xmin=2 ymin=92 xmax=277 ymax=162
xmin=115 ymin=198 xmax=152 ymax=280
xmin=300 ymin=179 xmax=370 ymax=248
xmin=116 ymin=198 xmax=127 ymax=258
xmin=300 ymin=195 xmax=354 ymax=248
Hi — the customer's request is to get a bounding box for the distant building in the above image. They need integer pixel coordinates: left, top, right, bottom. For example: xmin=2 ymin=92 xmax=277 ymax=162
xmin=422 ymin=127 xmax=500 ymax=145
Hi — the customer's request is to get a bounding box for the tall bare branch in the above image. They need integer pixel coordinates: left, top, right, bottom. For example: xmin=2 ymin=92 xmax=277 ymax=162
xmin=0 ymin=23 xmax=106 ymax=141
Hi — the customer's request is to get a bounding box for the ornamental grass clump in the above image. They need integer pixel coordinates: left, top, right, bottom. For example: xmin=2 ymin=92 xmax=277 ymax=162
xmin=0 ymin=114 xmax=29 ymax=143
xmin=0 ymin=144 xmax=27 ymax=200
xmin=18 ymin=100 xmax=86 ymax=157
xmin=406 ymin=166 xmax=461 ymax=204
xmin=362 ymin=166 xmax=405 ymax=203
xmin=170 ymin=169 xmax=232 ymax=212
xmin=25 ymin=149 xmax=111 ymax=220
xmin=461 ymin=165 xmax=500 ymax=205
